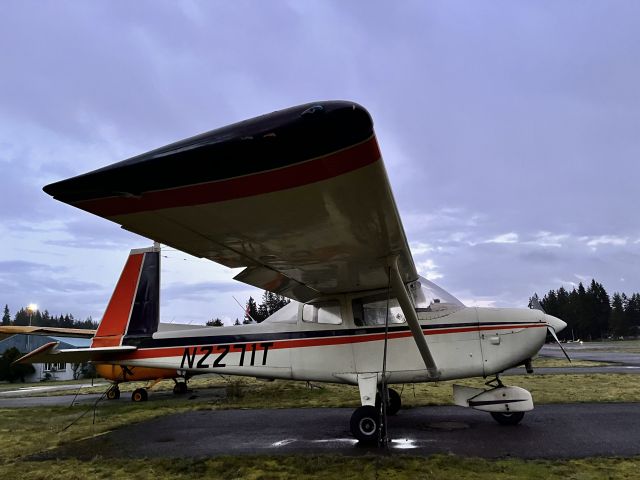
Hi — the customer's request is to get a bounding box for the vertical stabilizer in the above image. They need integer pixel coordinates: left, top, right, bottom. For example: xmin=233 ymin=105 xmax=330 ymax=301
xmin=91 ymin=245 xmax=160 ymax=347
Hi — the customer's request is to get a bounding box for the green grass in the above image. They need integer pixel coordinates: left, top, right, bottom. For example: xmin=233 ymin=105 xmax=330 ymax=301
xmin=2 ymin=455 xmax=640 ymax=479
xmin=1 ymin=371 xmax=639 ymax=478
xmin=531 ymin=357 xmax=605 ymax=368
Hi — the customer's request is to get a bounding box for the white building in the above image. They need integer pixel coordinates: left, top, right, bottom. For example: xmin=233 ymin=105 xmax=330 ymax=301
xmin=0 ymin=334 xmax=91 ymax=382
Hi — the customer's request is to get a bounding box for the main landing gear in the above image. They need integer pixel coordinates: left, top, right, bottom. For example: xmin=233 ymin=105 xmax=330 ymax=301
xmin=131 ymin=388 xmax=148 ymax=402
xmin=106 ymin=384 xmax=120 ymax=400
xmin=350 ymin=387 xmax=401 ymax=443
xmin=106 ymin=377 xmax=190 ymax=402
xmin=172 ymin=379 xmax=189 ymax=395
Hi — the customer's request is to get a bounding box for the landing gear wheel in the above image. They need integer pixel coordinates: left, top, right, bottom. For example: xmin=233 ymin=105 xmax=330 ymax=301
xmin=491 ymin=411 xmax=525 ymax=425
xmin=131 ymin=388 xmax=148 ymax=402
xmin=376 ymin=388 xmax=402 ymax=416
xmin=173 ymin=382 xmax=188 ymax=395
xmin=106 ymin=386 xmax=120 ymax=400
xmin=350 ymin=405 xmax=383 ymax=444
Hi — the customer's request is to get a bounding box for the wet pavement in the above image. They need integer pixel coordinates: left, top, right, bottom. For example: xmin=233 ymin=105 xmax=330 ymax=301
xmin=34 ymin=403 xmax=640 ymax=459
xmin=540 ymin=343 xmax=640 ymax=367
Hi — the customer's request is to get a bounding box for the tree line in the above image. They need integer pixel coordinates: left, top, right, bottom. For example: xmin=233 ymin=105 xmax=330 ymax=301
xmin=2 ymin=290 xmax=290 ymax=331
xmin=206 ymin=291 xmax=290 ymax=326
xmin=533 ymin=279 xmax=640 ymax=341
xmin=2 ymin=305 xmax=98 ymax=330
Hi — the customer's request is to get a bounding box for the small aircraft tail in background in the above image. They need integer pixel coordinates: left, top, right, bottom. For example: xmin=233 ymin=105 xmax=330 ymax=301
xmin=13 ymin=244 xmax=190 ymax=401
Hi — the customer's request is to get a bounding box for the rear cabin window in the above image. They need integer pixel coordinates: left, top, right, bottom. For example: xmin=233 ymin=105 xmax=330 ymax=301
xmin=302 ymin=301 xmax=342 ymax=324
xmin=352 ymin=294 xmax=406 ymax=327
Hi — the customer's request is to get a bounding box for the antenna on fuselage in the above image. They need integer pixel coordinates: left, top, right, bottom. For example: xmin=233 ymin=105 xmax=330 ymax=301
xmin=232 ymin=295 xmax=257 ymax=324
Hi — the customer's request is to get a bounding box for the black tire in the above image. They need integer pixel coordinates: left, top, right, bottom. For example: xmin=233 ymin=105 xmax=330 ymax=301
xmin=106 ymin=386 xmax=120 ymax=400
xmin=350 ymin=405 xmax=381 ymax=444
xmin=376 ymin=388 xmax=402 ymax=416
xmin=173 ymin=382 xmax=188 ymax=395
xmin=491 ymin=411 xmax=525 ymax=425
xmin=131 ymin=388 xmax=148 ymax=402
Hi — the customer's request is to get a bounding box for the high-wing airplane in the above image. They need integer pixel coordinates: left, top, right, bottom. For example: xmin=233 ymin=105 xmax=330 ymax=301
xmin=18 ymin=101 xmax=566 ymax=443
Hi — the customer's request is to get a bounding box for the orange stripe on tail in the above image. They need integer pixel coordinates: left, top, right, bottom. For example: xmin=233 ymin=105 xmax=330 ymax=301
xmin=91 ymin=252 xmax=145 ymax=347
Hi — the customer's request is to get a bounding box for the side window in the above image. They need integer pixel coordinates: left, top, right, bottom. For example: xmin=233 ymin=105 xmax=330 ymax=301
xmin=302 ymin=301 xmax=343 ymax=325
xmin=317 ymin=302 xmax=342 ymax=324
xmin=302 ymin=304 xmax=315 ymax=323
xmin=352 ymin=295 xmax=406 ymax=326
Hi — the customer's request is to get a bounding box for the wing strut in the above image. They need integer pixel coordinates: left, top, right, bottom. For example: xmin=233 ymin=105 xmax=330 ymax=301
xmin=388 ymin=256 xmax=440 ymax=379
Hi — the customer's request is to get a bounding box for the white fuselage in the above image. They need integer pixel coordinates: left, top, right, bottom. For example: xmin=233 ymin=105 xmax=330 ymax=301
xmin=116 ymin=299 xmax=549 ymax=386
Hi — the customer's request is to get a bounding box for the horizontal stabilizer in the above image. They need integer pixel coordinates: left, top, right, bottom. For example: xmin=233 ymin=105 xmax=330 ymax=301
xmin=15 ymin=342 xmax=136 ymax=365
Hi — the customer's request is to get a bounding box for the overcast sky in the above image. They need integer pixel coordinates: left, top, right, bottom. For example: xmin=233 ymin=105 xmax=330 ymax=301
xmin=1 ymin=1 xmax=639 ymax=325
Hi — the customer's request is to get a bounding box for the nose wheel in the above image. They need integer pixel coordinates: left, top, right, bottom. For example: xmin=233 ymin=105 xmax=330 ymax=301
xmin=491 ymin=411 xmax=525 ymax=425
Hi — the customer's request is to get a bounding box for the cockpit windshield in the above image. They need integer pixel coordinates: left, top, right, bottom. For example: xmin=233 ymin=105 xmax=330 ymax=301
xmin=408 ymin=276 xmax=464 ymax=313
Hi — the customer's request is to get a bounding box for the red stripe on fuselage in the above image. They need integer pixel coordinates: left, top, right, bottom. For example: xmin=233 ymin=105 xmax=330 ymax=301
xmin=115 ymin=323 xmax=546 ymax=361
xmin=74 ymin=136 xmax=381 ymax=217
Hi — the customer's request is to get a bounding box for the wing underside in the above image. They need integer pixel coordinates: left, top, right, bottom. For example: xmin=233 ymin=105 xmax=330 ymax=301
xmin=43 ymin=101 xmax=418 ymax=301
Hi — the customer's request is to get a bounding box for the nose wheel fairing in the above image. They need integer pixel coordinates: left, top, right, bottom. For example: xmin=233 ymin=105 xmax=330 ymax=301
xmin=453 ymin=383 xmax=534 ymax=414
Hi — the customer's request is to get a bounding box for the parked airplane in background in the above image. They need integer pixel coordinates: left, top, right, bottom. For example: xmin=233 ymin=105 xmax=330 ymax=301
xmin=1 ymin=266 xmax=207 ymax=401
xmin=18 ymin=101 xmax=566 ymax=443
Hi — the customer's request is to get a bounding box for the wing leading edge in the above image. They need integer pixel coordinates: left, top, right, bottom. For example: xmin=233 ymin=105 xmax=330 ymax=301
xmin=44 ymin=101 xmax=418 ymax=301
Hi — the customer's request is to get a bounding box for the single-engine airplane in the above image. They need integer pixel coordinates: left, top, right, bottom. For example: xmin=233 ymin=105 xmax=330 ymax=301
xmin=18 ymin=101 xmax=566 ymax=443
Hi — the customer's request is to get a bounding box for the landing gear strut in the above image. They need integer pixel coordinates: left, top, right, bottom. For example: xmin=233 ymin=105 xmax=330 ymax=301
xmin=376 ymin=387 xmax=401 ymax=416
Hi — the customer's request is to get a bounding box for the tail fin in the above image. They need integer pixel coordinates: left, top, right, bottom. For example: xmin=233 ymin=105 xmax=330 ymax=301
xmin=91 ymin=245 xmax=160 ymax=348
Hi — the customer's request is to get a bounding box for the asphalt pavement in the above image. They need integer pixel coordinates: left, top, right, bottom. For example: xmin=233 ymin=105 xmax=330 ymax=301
xmin=541 ymin=344 xmax=640 ymax=367
xmin=34 ymin=403 xmax=640 ymax=459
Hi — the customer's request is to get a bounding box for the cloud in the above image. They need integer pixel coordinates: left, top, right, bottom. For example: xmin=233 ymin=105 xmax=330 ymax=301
xmin=527 ymin=231 xmax=569 ymax=248
xmin=415 ymin=259 xmax=443 ymax=280
xmin=410 ymin=241 xmax=435 ymax=256
xmin=485 ymin=233 xmax=519 ymax=244
xmin=582 ymin=235 xmax=628 ymax=248
xmin=1 ymin=1 xmax=640 ymax=321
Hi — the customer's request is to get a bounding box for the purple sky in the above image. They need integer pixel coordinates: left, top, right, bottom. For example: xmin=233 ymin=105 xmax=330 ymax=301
xmin=1 ymin=1 xmax=639 ymax=324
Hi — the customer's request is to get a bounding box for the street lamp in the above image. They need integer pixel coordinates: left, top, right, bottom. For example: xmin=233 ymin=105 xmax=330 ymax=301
xmin=26 ymin=303 xmax=37 ymax=351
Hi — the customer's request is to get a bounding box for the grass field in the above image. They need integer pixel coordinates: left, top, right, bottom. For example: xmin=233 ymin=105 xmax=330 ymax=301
xmin=0 ymin=354 xmax=607 ymax=398
xmin=2 ymin=455 xmax=640 ymax=480
xmin=1 ymin=369 xmax=639 ymax=479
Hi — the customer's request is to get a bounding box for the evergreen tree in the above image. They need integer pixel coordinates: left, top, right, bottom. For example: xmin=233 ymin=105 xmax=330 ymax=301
xmin=234 ymin=318 xmax=241 ymax=326
xmin=14 ymin=308 xmax=29 ymax=326
xmin=0 ymin=347 xmax=35 ymax=383
xmin=244 ymin=297 xmax=259 ymax=323
xmin=2 ymin=305 xmax=10 ymax=325
xmin=609 ymin=293 xmax=629 ymax=337
xmin=206 ymin=318 xmax=224 ymax=327
xmin=626 ymin=294 xmax=640 ymax=332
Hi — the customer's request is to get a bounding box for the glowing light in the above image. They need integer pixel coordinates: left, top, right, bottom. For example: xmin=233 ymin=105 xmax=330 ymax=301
xmin=27 ymin=303 xmax=38 ymax=313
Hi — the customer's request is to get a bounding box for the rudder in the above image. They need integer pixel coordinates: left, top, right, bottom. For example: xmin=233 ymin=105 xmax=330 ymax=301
xmin=91 ymin=245 xmax=160 ymax=347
